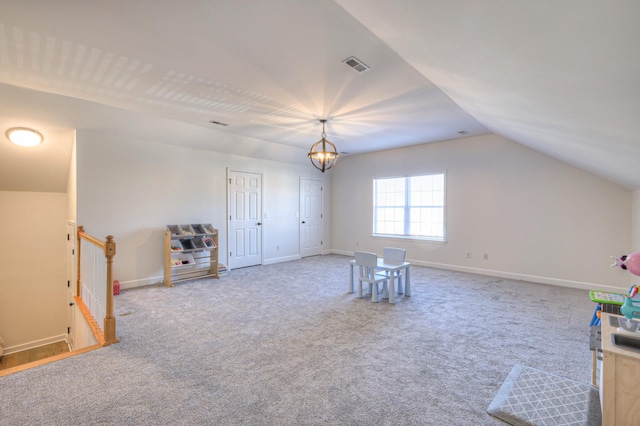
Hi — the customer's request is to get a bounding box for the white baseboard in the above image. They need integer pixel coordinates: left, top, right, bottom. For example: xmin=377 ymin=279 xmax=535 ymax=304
xmin=3 ymin=334 xmax=68 ymax=356
xmin=120 ymin=251 xmax=626 ymax=293
xmin=329 ymin=249 xmax=625 ymax=292
xmin=119 ymin=276 xmax=164 ymax=290
xmin=120 ymin=254 xmax=304 ymax=288
xmin=263 ymin=254 xmax=301 ymax=265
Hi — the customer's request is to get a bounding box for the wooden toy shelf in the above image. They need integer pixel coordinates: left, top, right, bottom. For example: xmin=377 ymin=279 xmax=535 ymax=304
xmin=163 ymin=224 xmax=219 ymax=287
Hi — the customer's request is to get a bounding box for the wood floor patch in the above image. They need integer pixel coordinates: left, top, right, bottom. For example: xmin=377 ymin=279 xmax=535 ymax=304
xmin=0 ymin=341 xmax=70 ymax=370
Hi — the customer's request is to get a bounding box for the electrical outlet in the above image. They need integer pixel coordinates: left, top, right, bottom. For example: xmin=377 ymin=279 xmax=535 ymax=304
xmin=466 ymin=251 xmax=471 ymax=258
xmin=356 ymin=241 xmax=360 ymax=247
xmin=484 ymin=253 xmax=489 ymax=260
xmin=276 ymin=245 xmax=280 ymax=251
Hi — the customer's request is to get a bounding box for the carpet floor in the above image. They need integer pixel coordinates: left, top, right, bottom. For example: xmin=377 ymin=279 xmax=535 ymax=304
xmin=0 ymin=254 xmax=596 ymax=425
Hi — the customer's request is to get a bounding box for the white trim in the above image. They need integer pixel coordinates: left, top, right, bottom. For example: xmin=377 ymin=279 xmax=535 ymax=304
xmin=121 ymin=254 xmax=311 ymax=287
xmin=332 ymin=249 xmax=354 ymax=257
xmin=371 ymin=234 xmax=447 ymax=244
xmin=3 ymin=334 xmax=68 ymax=356
xmin=263 ymin=254 xmax=301 ymax=265
xmin=119 ymin=276 xmax=163 ymax=289
xmin=330 ymin=249 xmax=625 ymax=292
xmin=119 ymin=251 xmax=627 ymax=293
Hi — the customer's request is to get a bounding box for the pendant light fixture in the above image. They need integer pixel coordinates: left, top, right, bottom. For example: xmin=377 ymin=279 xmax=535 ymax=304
xmin=308 ymin=119 xmax=339 ymax=172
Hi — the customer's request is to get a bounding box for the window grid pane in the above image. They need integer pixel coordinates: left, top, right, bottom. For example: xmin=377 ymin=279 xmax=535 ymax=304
xmin=374 ymin=173 xmax=445 ymax=240
xmin=409 ymin=207 xmax=444 ymax=238
xmin=375 ymin=207 xmax=404 ymax=234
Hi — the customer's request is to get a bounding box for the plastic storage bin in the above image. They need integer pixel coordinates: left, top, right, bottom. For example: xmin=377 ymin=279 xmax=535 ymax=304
xmin=180 ymin=224 xmax=196 ymax=235
xmin=191 ymin=224 xmax=206 ymax=234
xmin=171 ymin=253 xmax=195 ymax=267
xmin=180 ymin=239 xmax=195 ymax=251
xmin=193 ymin=237 xmax=207 ymax=250
xmin=168 ymin=225 xmax=182 ymax=236
xmin=202 ymin=236 xmax=217 ymax=249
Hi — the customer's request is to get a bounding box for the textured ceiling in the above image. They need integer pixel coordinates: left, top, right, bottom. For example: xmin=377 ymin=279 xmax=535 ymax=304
xmin=0 ymin=0 xmax=639 ymax=192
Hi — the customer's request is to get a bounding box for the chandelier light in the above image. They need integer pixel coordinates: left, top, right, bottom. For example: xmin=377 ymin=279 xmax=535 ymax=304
xmin=308 ymin=119 xmax=339 ymax=172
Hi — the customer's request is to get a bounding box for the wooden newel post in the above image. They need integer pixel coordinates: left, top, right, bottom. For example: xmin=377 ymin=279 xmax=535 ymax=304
xmin=103 ymin=235 xmax=119 ymax=345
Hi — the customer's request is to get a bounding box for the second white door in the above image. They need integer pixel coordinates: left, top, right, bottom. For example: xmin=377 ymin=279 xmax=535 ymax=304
xmin=300 ymin=177 xmax=323 ymax=257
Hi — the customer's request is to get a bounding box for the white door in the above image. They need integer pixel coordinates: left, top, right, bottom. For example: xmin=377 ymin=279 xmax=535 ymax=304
xmin=300 ymin=177 xmax=323 ymax=257
xmin=66 ymin=221 xmax=76 ymax=348
xmin=228 ymin=170 xmax=262 ymax=269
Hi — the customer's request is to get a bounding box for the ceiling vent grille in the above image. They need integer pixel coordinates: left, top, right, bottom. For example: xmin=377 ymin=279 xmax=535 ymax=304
xmin=343 ymin=56 xmax=370 ymax=73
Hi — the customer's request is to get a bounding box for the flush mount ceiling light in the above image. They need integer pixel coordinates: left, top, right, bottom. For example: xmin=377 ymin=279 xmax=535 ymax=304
xmin=308 ymin=119 xmax=339 ymax=173
xmin=5 ymin=127 xmax=43 ymax=147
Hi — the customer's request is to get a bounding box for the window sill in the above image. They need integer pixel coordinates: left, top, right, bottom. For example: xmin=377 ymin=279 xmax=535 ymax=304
xmin=371 ymin=234 xmax=447 ymax=244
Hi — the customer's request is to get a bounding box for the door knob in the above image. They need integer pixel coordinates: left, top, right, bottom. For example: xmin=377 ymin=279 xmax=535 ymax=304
xmin=301 ymin=221 xmax=306 ymax=224
xmin=257 ymin=222 xmax=262 ymax=225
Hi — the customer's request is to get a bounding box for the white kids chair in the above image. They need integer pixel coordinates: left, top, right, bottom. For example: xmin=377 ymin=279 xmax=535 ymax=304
xmin=354 ymin=251 xmax=389 ymax=303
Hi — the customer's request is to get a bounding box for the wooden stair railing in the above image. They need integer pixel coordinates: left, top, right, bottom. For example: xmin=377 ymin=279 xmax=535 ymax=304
xmin=76 ymin=226 xmax=119 ymax=346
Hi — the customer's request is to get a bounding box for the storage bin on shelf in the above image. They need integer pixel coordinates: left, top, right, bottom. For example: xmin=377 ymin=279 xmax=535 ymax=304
xmin=180 ymin=224 xmax=196 ymax=236
xmin=168 ymin=225 xmax=182 ymax=236
xmin=191 ymin=223 xmax=216 ymax=236
xmin=171 ymin=253 xmax=195 ymax=267
xmin=180 ymin=239 xmax=196 ymax=250
xmin=202 ymin=236 xmax=217 ymax=249
xmin=193 ymin=237 xmax=207 ymax=250
xmin=191 ymin=224 xmax=206 ymax=234
xmin=170 ymin=240 xmax=183 ymax=251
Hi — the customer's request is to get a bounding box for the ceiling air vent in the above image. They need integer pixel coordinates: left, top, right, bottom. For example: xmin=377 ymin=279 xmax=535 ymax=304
xmin=343 ymin=56 xmax=370 ymax=73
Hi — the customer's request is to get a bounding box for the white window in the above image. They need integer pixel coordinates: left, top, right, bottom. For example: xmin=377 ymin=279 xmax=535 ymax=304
xmin=373 ymin=173 xmax=445 ymax=241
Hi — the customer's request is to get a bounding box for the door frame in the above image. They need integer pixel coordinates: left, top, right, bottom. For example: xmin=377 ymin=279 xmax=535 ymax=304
xmin=66 ymin=220 xmax=76 ymax=348
xmin=226 ymin=168 xmax=264 ymax=270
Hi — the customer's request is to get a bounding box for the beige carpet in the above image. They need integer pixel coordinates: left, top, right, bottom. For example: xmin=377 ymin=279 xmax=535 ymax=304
xmin=0 ymin=254 xmax=595 ymax=425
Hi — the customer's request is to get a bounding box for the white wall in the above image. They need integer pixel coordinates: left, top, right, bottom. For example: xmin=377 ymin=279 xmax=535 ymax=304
xmin=76 ymin=129 xmax=331 ymax=288
xmin=331 ymin=134 xmax=631 ymax=290
xmin=67 ymin=136 xmax=77 ymax=223
xmin=632 ymin=190 xmax=640 ymax=252
xmin=0 ymin=191 xmax=67 ymax=349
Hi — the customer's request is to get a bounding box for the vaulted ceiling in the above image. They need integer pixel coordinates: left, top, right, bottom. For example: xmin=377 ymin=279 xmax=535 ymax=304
xmin=1 ymin=0 xmax=639 ymax=191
